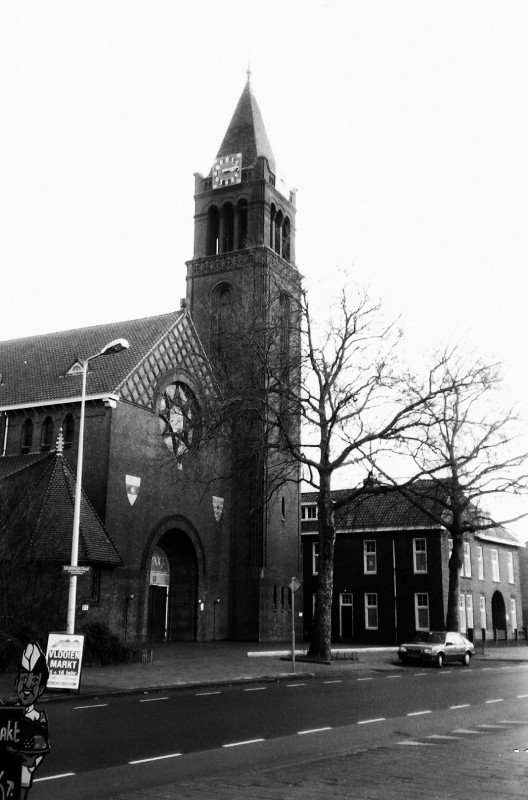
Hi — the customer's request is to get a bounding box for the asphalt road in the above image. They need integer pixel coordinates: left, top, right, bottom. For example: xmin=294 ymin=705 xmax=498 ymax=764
xmin=33 ymin=661 xmax=528 ymax=799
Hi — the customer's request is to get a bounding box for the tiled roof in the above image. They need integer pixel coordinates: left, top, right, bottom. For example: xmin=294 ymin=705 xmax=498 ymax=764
xmin=0 ymin=310 xmax=212 ymax=409
xmin=1 ymin=451 xmax=122 ymax=565
xmin=301 ymin=482 xmax=521 ymax=545
xmin=216 ymin=77 xmax=276 ymax=172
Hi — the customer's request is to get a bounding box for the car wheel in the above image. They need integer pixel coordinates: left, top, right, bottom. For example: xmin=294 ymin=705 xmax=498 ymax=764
xmin=461 ymin=651 xmax=470 ymax=666
xmin=435 ymin=653 xmax=443 ymax=668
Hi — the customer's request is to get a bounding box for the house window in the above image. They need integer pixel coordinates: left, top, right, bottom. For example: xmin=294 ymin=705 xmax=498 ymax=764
xmin=413 ymin=538 xmax=427 ymax=573
xmin=507 ymin=552 xmax=514 ymax=584
xmin=91 ymin=568 xmax=101 ymax=603
xmin=491 ymin=549 xmax=500 ymax=582
xmin=62 ymin=413 xmax=75 ymax=448
xmin=301 ymin=505 xmax=318 ymax=521
xmin=312 ymin=542 xmax=319 ymax=575
xmin=479 ymin=595 xmax=487 ymax=631
xmin=415 ymin=593 xmax=430 ymax=631
xmin=459 ymin=593 xmax=467 ymax=633
xmin=477 ymin=546 xmax=484 ymax=580
xmin=364 ymin=540 xmax=377 ymax=574
xmin=40 ymin=416 xmax=53 ymax=451
xmin=463 ymin=542 xmax=471 ymax=578
xmin=364 ymin=594 xmax=378 ymax=630
xmin=21 ymin=418 xmax=33 ymax=453
xmin=510 ymin=597 xmax=518 ymax=632
xmin=466 ymin=593 xmax=474 ymax=630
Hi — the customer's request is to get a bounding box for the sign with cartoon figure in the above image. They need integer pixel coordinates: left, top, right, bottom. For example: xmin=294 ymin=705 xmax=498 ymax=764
xmin=46 ymin=633 xmax=85 ymax=691
xmin=1 ymin=642 xmax=51 ymax=800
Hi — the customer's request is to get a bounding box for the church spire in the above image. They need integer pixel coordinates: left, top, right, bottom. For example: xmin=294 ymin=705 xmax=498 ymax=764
xmin=216 ymin=76 xmax=276 ymax=173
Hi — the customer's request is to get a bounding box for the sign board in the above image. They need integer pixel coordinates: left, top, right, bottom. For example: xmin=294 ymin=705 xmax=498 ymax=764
xmin=62 ymin=565 xmax=91 ymax=576
xmin=0 ymin=706 xmax=24 ymax=800
xmin=46 ymin=633 xmax=85 ymax=692
xmin=288 ymin=576 xmax=301 ymax=593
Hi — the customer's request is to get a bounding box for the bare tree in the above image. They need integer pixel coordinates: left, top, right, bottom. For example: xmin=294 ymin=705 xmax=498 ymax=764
xmin=373 ymin=349 xmax=528 ymax=632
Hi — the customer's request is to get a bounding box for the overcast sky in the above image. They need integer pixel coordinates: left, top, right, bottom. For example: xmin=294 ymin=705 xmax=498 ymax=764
xmin=1 ymin=1 xmax=527 ymax=530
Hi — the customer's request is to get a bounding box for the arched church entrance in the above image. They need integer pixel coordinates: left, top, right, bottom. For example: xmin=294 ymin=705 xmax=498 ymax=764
xmin=491 ymin=590 xmax=506 ymax=631
xmin=148 ymin=530 xmax=198 ymax=642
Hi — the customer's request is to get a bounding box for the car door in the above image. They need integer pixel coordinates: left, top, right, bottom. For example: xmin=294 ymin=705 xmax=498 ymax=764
xmin=445 ymin=634 xmax=459 ymax=663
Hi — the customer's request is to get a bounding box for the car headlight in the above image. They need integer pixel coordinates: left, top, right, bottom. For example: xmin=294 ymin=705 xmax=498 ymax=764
xmin=422 ymin=647 xmax=432 ymax=655
xmin=399 ymin=646 xmax=407 ymax=653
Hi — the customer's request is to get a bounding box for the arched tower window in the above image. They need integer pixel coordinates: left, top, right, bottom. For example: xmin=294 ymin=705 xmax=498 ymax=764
xmin=21 ymin=418 xmax=33 ymax=453
xmin=269 ymin=204 xmax=276 ymax=250
xmin=222 ymin=203 xmax=234 ymax=253
xmin=40 ymin=416 xmax=53 ymax=451
xmin=274 ymin=210 xmax=283 ymax=256
xmin=282 ymin=217 xmax=291 ymax=262
xmin=207 ymin=206 xmax=220 ymax=256
xmin=211 ymin=282 xmax=234 ymax=371
xmin=62 ymin=413 xmax=74 ymax=448
xmin=237 ymin=199 xmax=248 ymax=249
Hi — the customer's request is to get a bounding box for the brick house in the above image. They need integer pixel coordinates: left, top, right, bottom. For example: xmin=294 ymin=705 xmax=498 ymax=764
xmin=0 ymin=76 xmax=301 ymax=644
xmin=301 ymin=486 xmax=525 ymax=645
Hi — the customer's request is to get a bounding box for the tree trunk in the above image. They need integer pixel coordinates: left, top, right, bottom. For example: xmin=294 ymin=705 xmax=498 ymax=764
xmin=307 ymin=472 xmax=336 ymax=661
xmin=446 ymin=529 xmax=463 ymax=631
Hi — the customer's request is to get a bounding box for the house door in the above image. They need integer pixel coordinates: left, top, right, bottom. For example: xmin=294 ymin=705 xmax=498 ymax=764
xmin=149 ymin=585 xmax=168 ymax=641
xmin=339 ymin=593 xmax=353 ymax=640
xmin=491 ymin=591 xmax=506 ymax=631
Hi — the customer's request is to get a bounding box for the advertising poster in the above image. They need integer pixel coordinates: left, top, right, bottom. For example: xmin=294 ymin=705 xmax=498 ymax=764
xmin=0 ymin=705 xmax=24 ymax=800
xmin=45 ymin=633 xmax=85 ymax=692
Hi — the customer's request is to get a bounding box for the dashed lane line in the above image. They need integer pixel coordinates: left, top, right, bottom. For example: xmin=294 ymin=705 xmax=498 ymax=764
xmin=244 ymin=687 xmax=267 ymax=692
xmin=485 ymin=698 xmax=504 ymax=704
xmin=222 ymin=738 xmax=265 ymax=748
xmin=397 ymin=740 xmax=435 ymax=746
xmin=517 ymin=694 xmax=528 ymax=699
xmin=324 ymin=680 xmax=342 ymax=684
xmin=129 ymin=753 xmax=182 ymax=765
xmin=357 ymin=677 xmax=373 ymax=681
xmin=34 ymin=773 xmax=76 ymax=783
xmin=386 ymin=675 xmax=401 ymax=679
xmin=357 ymin=717 xmax=386 ymax=725
xmin=450 ymin=704 xmax=470 ymax=709
xmin=74 ymin=703 xmax=109 ymax=710
xmin=426 ymin=734 xmax=463 ymax=740
xmin=196 ymin=691 xmax=222 ymax=696
xmin=286 ymin=683 xmax=306 ymax=688
xmin=478 ymin=724 xmax=507 ymax=729
xmin=452 ymin=728 xmax=485 ymax=734
xmin=140 ymin=697 xmax=169 ymax=703
xmin=407 ymin=710 xmax=432 ymax=717
xmin=297 ymin=727 xmax=332 ymax=735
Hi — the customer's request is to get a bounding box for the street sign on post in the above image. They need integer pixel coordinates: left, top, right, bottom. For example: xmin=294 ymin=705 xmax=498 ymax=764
xmin=288 ymin=577 xmax=302 ymax=673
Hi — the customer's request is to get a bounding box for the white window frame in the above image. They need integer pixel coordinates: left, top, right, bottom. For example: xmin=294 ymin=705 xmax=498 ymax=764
xmin=301 ymin=504 xmax=318 ymax=521
xmin=479 ymin=595 xmax=487 ymax=632
xmin=459 ymin=593 xmax=467 ymax=633
xmin=510 ymin=597 xmax=518 ymax=632
xmin=364 ymin=593 xmax=378 ymax=630
xmin=312 ymin=542 xmax=319 ymax=576
xmin=414 ymin=593 xmax=430 ymax=631
xmin=463 ymin=542 xmax=471 ymax=578
xmin=491 ymin=549 xmax=500 ymax=582
xmin=466 ymin=593 xmax=474 ymax=630
xmin=413 ymin=538 xmax=427 ymax=573
xmin=363 ymin=540 xmax=377 ymax=574
xmin=507 ymin=551 xmax=514 ymax=584
xmin=477 ymin=545 xmax=484 ymax=580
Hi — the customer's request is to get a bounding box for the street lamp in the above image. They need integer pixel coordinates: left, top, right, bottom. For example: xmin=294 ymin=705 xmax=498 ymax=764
xmin=66 ymin=338 xmax=130 ymax=635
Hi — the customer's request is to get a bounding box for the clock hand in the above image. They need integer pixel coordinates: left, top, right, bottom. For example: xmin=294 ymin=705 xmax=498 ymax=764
xmin=222 ymin=166 xmax=238 ymax=173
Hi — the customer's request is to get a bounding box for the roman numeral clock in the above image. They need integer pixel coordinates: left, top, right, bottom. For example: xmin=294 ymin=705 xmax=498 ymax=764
xmin=213 ymin=153 xmax=242 ymax=188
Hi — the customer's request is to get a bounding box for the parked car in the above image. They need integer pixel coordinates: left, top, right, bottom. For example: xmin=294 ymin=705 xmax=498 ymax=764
xmin=398 ymin=631 xmax=474 ymax=668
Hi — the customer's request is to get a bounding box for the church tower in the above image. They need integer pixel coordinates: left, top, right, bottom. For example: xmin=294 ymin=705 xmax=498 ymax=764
xmin=186 ymin=74 xmax=301 ymax=641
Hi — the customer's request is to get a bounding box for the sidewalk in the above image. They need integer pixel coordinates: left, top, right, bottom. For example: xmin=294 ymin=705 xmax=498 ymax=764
xmin=1 ymin=640 xmax=527 ymax=703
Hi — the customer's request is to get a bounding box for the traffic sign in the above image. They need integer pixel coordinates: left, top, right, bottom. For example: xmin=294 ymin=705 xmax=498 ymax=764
xmin=288 ymin=576 xmax=301 ymax=593
xmin=62 ymin=565 xmax=91 ymax=576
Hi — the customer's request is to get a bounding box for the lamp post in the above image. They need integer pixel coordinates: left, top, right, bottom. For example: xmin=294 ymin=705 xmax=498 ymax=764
xmin=66 ymin=338 xmax=129 ymax=635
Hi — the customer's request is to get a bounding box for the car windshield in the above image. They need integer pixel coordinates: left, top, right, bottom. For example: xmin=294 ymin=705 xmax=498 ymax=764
xmin=411 ymin=632 xmax=445 ymax=644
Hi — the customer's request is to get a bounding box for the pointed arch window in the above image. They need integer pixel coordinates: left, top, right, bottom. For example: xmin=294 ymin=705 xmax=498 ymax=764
xmin=207 ymin=206 xmax=220 ymax=256
xmin=62 ymin=413 xmax=75 ymax=448
xmin=269 ymin=204 xmax=276 ymax=250
xmin=40 ymin=416 xmax=54 ymax=451
xmin=222 ymin=202 xmax=234 ymax=253
xmin=21 ymin=418 xmax=33 ymax=453
xmin=282 ymin=217 xmax=291 ymax=261
xmin=274 ymin=210 xmax=283 ymax=256
xmin=237 ymin=199 xmax=248 ymax=249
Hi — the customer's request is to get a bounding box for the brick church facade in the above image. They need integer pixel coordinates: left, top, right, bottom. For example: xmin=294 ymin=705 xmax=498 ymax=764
xmin=0 ymin=77 xmax=302 ymax=644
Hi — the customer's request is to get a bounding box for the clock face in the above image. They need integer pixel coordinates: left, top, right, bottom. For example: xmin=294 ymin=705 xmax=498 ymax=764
xmin=213 ymin=153 xmax=242 ymax=189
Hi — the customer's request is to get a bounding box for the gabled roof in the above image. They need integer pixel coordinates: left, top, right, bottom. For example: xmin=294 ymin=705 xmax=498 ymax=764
xmin=0 ymin=450 xmax=122 ymax=565
xmin=0 ymin=310 xmax=213 ymax=410
xmin=216 ymin=76 xmax=276 ymax=173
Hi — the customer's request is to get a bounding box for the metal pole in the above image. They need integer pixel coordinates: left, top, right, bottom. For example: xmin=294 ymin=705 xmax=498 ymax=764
xmin=66 ymin=359 xmax=88 ymax=635
xmin=291 ymin=586 xmax=295 ymax=674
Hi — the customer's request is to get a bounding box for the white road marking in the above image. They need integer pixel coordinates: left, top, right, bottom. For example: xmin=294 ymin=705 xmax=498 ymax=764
xmin=427 ymin=734 xmax=462 ymax=740
xmin=517 ymin=694 xmax=528 ymax=699
xmin=357 ymin=677 xmax=372 ymax=681
xmin=450 ymin=704 xmax=470 ymax=709
xmin=129 ymin=753 xmax=182 ymax=764
xmin=74 ymin=703 xmax=109 ymax=710
xmin=478 ymin=724 xmax=507 ymax=729
xmin=485 ymin=698 xmax=503 ymax=704
xmin=387 ymin=675 xmax=401 ymax=679
xmin=324 ymin=680 xmax=342 ymax=684
xmin=358 ymin=717 xmax=386 ymax=725
xmin=452 ymin=728 xmax=484 ymax=734
xmin=140 ymin=697 xmax=169 ymax=703
xmin=298 ymin=727 xmax=332 ymax=735
xmin=500 ymin=720 xmax=528 ymax=724
xmin=414 ymin=673 xmax=427 ymax=677
xmin=222 ymin=738 xmax=265 ymax=748
xmin=34 ymin=773 xmax=75 ymax=783
xmin=244 ymin=687 xmax=267 ymax=692
xmin=286 ymin=683 xmax=306 ymax=688
xmin=407 ymin=710 xmax=432 ymax=717
xmin=397 ymin=740 xmax=435 ymax=746
xmin=196 ymin=691 xmax=221 ymax=696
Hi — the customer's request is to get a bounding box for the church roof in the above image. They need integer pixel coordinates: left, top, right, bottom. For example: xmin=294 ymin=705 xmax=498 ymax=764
xmin=0 ymin=450 xmax=123 ymax=565
xmin=0 ymin=310 xmax=212 ymax=410
xmin=216 ymin=76 xmax=276 ymax=173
